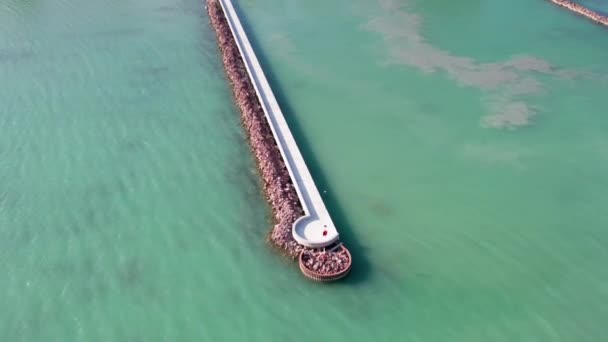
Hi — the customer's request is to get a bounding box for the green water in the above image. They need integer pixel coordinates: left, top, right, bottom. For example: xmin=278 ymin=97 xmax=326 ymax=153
xmin=2 ymin=0 xmax=608 ymax=340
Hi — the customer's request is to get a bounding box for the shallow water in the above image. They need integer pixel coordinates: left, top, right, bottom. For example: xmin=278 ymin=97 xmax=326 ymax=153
xmin=1 ymin=0 xmax=608 ymax=340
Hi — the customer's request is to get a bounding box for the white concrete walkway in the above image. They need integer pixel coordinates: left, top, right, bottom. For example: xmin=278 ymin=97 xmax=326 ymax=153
xmin=218 ymin=0 xmax=339 ymax=248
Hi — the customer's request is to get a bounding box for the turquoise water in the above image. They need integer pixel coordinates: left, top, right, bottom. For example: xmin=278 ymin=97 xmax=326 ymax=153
xmin=2 ymin=0 xmax=608 ymax=340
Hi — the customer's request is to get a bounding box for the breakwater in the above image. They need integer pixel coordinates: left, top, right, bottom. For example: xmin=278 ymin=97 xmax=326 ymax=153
xmin=206 ymin=0 xmax=305 ymax=259
xmin=206 ymin=0 xmax=351 ymax=280
xmin=549 ymin=0 xmax=608 ymax=27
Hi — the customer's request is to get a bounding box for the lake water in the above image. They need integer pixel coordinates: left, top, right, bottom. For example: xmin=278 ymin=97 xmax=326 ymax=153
xmin=1 ymin=0 xmax=608 ymax=340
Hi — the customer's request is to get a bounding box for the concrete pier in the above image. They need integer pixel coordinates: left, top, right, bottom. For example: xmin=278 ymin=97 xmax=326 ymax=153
xmin=217 ymin=0 xmax=340 ymax=248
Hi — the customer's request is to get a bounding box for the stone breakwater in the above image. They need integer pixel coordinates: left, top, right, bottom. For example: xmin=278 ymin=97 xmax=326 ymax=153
xmin=206 ymin=0 xmax=307 ymax=259
xmin=549 ymin=0 xmax=608 ymax=27
xmin=301 ymin=249 xmax=350 ymax=274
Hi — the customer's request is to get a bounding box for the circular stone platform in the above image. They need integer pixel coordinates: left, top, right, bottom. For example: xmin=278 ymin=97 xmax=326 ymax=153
xmin=299 ymin=245 xmax=352 ymax=282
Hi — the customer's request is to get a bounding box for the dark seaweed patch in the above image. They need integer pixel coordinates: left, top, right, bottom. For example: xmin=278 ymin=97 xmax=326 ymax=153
xmin=0 ymin=49 xmax=35 ymax=63
xmin=90 ymin=28 xmax=142 ymax=38
xmin=117 ymin=257 xmax=144 ymax=288
xmin=369 ymin=200 xmax=394 ymax=218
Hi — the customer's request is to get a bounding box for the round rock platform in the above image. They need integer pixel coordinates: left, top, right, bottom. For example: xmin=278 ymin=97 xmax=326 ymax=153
xmin=299 ymin=245 xmax=352 ymax=282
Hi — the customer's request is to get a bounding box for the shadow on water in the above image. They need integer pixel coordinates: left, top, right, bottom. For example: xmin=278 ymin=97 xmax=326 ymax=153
xmin=230 ymin=1 xmax=371 ymax=285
